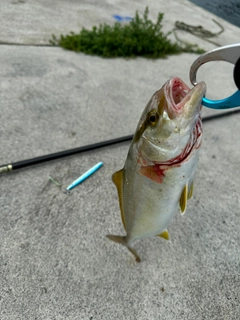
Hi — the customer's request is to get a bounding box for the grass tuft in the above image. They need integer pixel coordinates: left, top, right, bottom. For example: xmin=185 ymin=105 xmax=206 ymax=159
xmin=50 ymin=7 xmax=205 ymax=58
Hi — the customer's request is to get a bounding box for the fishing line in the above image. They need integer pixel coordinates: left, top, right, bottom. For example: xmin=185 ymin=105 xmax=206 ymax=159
xmin=173 ymin=19 xmax=224 ymax=47
xmin=0 ymin=109 xmax=239 ymax=174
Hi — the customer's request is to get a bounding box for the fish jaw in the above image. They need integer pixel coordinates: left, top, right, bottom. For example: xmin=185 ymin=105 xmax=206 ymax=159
xmin=164 ymin=77 xmax=206 ymax=122
xmin=136 ymin=77 xmax=206 ymax=163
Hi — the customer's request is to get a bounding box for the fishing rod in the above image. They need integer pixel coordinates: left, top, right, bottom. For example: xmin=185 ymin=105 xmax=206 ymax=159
xmin=0 ymin=108 xmax=240 ymax=174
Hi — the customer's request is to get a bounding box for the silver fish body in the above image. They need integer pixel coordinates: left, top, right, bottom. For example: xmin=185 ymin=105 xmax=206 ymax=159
xmin=107 ymin=77 xmax=206 ymax=262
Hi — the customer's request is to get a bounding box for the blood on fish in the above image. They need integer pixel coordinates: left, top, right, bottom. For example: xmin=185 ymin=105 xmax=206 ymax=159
xmin=139 ymin=118 xmax=202 ymax=183
xmin=139 ymin=165 xmax=166 ymax=183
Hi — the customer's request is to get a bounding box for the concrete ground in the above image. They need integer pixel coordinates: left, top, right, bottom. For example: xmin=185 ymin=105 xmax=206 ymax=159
xmin=0 ymin=1 xmax=239 ymax=319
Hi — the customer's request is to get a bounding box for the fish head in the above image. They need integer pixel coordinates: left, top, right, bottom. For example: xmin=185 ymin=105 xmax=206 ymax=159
xmin=134 ymin=77 xmax=206 ymax=163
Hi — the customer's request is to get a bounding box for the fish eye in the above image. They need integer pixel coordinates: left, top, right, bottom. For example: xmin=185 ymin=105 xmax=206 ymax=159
xmin=148 ymin=110 xmax=159 ymax=126
xmin=149 ymin=114 xmax=156 ymax=122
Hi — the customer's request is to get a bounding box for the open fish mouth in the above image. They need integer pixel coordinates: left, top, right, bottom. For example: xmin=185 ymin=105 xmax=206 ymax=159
xmin=140 ymin=78 xmax=205 ymax=163
xmin=164 ymin=77 xmax=206 ymax=118
xmin=166 ymin=77 xmax=190 ymax=109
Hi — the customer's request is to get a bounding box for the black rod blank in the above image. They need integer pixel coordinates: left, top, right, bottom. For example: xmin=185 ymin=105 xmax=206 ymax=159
xmin=0 ymin=135 xmax=133 ymax=173
xmin=0 ymin=109 xmax=240 ymax=174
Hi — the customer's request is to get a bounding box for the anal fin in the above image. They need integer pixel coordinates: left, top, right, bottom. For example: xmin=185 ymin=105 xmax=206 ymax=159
xmin=157 ymin=229 xmax=169 ymax=240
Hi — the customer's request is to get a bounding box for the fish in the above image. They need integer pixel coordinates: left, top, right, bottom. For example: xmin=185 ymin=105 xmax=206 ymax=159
xmin=107 ymin=77 xmax=206 ymax=262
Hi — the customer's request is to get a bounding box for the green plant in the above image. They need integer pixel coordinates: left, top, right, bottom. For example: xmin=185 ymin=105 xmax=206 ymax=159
xmin=50 ymin=7 xmax=204 ymax=58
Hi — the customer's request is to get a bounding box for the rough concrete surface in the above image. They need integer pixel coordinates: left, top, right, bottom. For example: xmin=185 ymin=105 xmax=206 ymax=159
xmin=0 ymin=1 xmax=239 ymax=319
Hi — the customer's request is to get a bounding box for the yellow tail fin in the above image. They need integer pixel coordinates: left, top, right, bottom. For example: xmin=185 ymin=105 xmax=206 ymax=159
xmin=106 ymin=235 xmax=141 ymax=263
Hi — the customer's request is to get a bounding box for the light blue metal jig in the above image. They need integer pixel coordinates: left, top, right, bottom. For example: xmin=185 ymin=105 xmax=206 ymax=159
xmin=66 ymin=162 xmax=103 ymax=191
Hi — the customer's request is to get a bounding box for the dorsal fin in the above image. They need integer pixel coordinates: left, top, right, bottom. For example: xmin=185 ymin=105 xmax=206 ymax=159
xmin=112 ymin=169 xmax=126 ymax=230
xmin=179 ymin=184 xmax=188 ymax=214
xmin=157 ymin=229 xmax=169 ymax=240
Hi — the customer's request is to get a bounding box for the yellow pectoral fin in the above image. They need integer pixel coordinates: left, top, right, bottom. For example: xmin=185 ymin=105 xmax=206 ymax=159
xmin=187 ymin=181 xmax=194 ymax=200
xmin=157 ymin=229 xmax=169 ymax=240
xmin=179 ymin=184 xmax=188 ymax=214
xmin=112 ymin=169 xmax=126 ymax=230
